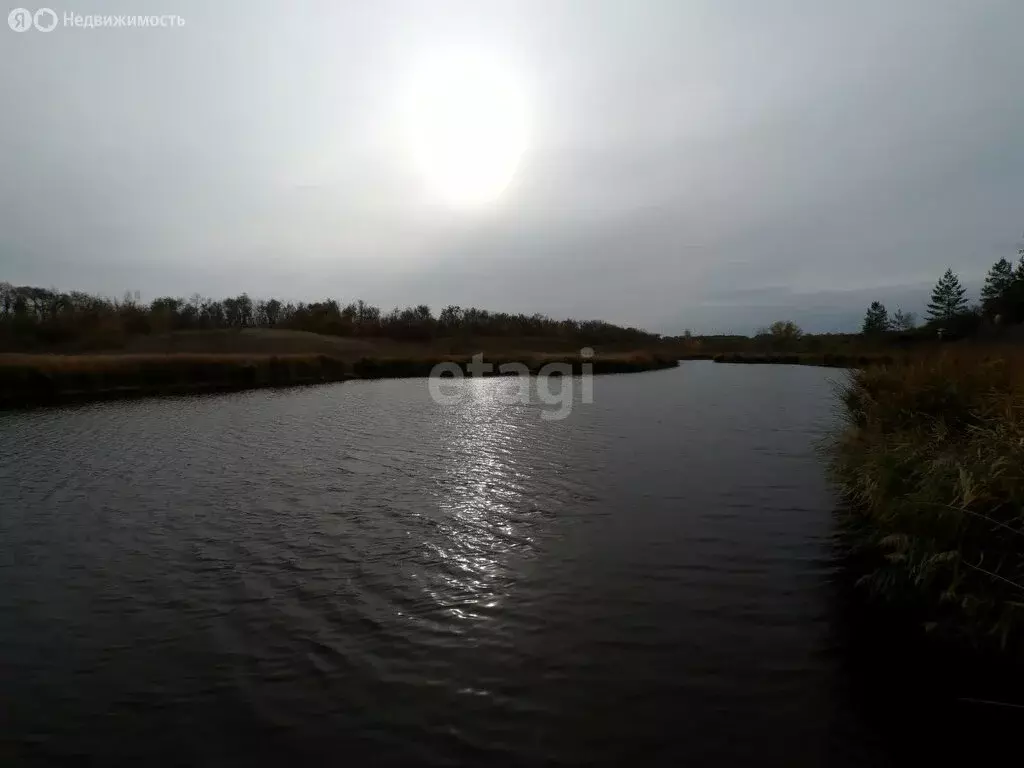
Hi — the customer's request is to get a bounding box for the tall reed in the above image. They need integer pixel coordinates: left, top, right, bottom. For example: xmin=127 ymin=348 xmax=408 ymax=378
xmin=829 ymin=350 xmax=1024 ymax=652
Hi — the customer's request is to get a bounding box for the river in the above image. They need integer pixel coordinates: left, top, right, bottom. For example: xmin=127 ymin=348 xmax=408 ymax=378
xmin=0 ymin=361 xmax=992 ymax=765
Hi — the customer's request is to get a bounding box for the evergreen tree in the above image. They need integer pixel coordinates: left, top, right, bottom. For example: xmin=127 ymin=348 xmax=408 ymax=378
xmin=891 ymin=308 xmax=916 ymax=332
xmin=980 ymin=257 xmax=1014 ymax=316
xmin=926 ymin=268 xmax=968 ymax=323
xmin=861 ymin=301 xmax=890 ymax=334
xmin=1007 ymin=251 xmax=1024 ymax=324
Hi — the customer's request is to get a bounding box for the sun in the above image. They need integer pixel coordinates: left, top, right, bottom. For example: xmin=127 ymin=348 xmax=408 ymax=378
xmin=406 ymin=52 xmax=528 ymax=208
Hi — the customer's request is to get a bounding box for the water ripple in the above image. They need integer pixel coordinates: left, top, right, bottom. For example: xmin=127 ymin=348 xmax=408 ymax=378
xmin=0 ymin=364 xmax=907 ymax=766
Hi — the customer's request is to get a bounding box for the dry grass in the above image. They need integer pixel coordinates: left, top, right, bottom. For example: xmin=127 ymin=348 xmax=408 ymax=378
xmin=0 ymin=352 xmax=331 ymax=370
xmin=829 ymin=346 xmax=1024 ymax=653
xmin=115 ymin=328 xmax=379 ymax=356
xmin=75 ymin=328 xmax=645 ymax=358
xmin=0 ymin=348 xmax=677 ymax=408
xmin=0 ymin=352 xmax=353 ymax=408
xmin=712 ymin=352 xmax=897 ymax=367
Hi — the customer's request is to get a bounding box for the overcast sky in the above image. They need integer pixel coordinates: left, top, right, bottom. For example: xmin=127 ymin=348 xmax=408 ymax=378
xmin=2 ymin=0 xmax=1022 ymax=333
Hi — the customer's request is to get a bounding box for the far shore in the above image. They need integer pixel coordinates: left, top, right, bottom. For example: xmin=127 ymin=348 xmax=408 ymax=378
xmin=0 ymin=346 xmax=924 ymax=411
xmin=699 ymin=352 xmax=895 ymax=367
xmin=0 ymin=350 xmax=678 ymax=410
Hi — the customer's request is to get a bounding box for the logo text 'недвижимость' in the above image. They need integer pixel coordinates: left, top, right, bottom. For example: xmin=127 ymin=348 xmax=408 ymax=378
xmin=8 ymin=8 xmax=185 ymax=32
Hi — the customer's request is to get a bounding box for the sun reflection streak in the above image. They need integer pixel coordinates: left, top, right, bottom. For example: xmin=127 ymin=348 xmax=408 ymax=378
xmin=424 ymin=378 xmax=537 ymax=622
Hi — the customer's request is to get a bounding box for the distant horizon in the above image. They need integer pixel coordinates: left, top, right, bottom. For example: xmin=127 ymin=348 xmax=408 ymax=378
xmin=0 ymin=272 xmax=990 ymax=337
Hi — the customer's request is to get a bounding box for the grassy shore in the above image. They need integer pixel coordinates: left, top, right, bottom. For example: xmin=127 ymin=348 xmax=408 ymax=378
xmin=0 ymin=349 xmax=678 ymax=409
xmin=707 ymin=352 xmax=895 ymax=367
xmin=828 ymin=349 xmax=1024 ymax=655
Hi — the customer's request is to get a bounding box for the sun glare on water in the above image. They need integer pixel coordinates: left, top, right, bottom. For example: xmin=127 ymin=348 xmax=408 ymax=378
xmin=406 ymin=53 xmax=528 ymax=209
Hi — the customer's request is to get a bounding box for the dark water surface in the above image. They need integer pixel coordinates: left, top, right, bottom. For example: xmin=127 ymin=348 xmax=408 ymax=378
xmin=0 ymin=362 xmax=986 ymax=765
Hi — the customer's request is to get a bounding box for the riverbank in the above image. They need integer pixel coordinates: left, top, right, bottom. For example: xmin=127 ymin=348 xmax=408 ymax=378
xmin=0 ymin=350 xmax=678 ymax=409
xmin=828 ymin=349 xmax=1024 ymax=656
xmin=705 ymin=352 xmax=894 ymax=367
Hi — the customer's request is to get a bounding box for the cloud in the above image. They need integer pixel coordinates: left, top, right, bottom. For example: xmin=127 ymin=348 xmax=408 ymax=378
xmin=2 ymin=0 xmax=1022 ymax=332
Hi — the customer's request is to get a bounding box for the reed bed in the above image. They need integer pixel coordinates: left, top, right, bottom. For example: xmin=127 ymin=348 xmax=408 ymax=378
xmin=829 ymin=349 xmax=1024 ymax=653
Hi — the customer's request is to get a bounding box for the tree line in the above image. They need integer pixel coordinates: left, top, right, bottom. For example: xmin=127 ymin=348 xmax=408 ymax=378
xmin=0 ymin=283 xmax=659 ymax=350
xmin=860 ymin=247 xmax=1024 ymax=336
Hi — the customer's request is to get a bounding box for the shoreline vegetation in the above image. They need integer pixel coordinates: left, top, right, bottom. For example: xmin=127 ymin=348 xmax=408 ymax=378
xmin=702 ymin=352 xmax=894 ymax=367
xmin=828 ymin=349 xmax=1024 ymax=658
xmin=818 ymin=256 xmax=1024 ymax=662
xmin=0 ymin=349 xmax=679 ymax=409
xmin=0 ymin=344 xmax=931 ymax=410
xmin=0 ymin=282 xmax=685 ymax=408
